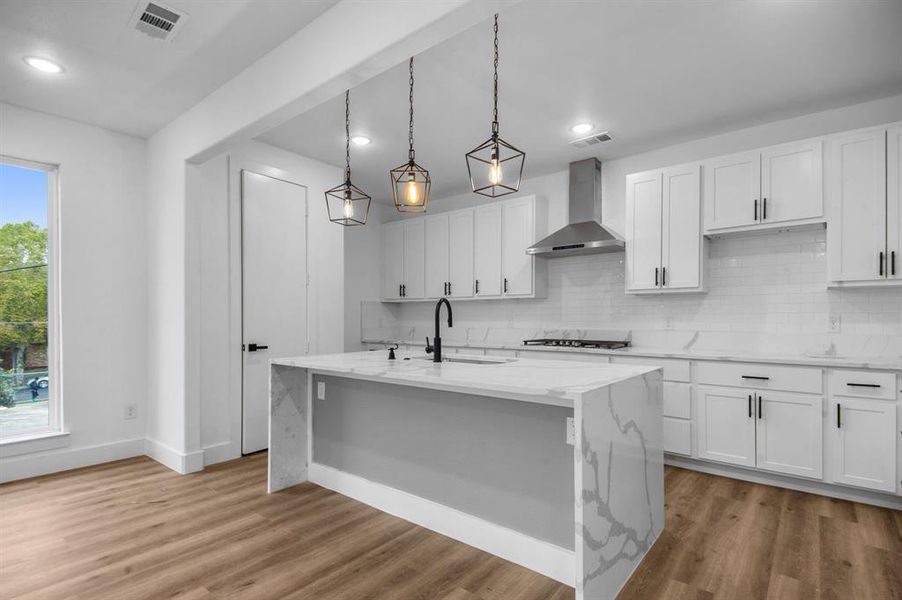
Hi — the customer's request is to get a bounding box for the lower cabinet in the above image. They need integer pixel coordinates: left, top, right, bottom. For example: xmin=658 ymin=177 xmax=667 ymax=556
xmin=696 ymin=385 xmax=823 ymax=478
xmin=831 ymin=397 xmax=897 ymax=493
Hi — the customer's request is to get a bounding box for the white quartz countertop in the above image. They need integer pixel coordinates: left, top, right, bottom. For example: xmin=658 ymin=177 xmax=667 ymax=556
xmin=361 ymin=338 xmax=902 ymax=372
xmin=271 ymin=351 xmax=659 ymax=408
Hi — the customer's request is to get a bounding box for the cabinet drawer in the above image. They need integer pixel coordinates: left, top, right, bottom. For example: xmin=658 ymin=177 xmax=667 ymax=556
xmin=663 ymin=417 xmax=691 ymax=456
xmin=695 ymin=361 xmax=822 ymax=394
xmin=830 ymin=370 xmax=897 ymax=400
xmin=610 ymin=355 xmax=690 ymax=382
xmin=663 ymin=382 xmax=691 ymax=419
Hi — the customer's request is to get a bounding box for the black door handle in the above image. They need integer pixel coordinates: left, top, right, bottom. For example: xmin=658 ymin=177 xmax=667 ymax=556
xmin=247 ymin=343 xmax=268 ymax=352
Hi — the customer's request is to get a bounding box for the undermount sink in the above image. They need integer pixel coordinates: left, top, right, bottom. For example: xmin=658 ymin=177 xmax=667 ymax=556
xmin=413 ymin=355 xmax=517 ymax=365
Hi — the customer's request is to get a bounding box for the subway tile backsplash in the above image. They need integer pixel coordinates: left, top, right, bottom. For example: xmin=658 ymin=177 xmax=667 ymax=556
xmin=363 ymin=227 xmax=902 ymax=357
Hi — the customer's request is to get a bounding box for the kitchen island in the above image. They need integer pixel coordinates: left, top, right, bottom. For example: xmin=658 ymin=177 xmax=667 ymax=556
xmin=269 ymin=350 xmax=663 ymax=600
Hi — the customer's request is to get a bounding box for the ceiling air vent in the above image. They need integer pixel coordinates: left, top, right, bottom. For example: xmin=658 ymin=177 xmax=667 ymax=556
xmin=569 ymin=131 xmax=613 ymax=149
xmin=130 ymin=1 xmax=187 ymax=41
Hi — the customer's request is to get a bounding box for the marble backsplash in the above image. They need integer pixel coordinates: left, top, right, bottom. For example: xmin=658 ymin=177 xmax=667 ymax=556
xmin=360 ymin=228 xmax=902 ymax=360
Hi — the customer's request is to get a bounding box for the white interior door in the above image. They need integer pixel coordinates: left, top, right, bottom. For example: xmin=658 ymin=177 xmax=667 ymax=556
xmin=661 ymin=164 xmax=701 ymax=290
xmin=241 ymin=171 xmax=308 ymax=454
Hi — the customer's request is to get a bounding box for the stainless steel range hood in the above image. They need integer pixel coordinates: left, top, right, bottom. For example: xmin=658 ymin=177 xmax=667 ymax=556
xmin=526 ymin=158 xmax=624 ymax=257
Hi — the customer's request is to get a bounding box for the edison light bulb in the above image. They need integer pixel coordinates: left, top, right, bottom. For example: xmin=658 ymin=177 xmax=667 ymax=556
xmin=405 ymin=175 xmax=419 ymax=205
xmin=342 ymin=198 xmax=354 ymax=219
xmin=488 ymin=146 xmax=503 ymax=185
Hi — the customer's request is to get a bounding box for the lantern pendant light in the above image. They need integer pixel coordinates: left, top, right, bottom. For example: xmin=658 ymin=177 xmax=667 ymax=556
xmin=390 ymin=57 xmax=430 ymax=213
xmin=465 ymin=13 xmax=525 ymax=198
xmin=325 ymin=90 xmax=371 ymax=226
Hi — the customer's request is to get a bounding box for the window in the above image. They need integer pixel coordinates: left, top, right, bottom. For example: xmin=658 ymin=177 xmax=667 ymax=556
xmin=0 ymin=157 xmax=60 ymax=440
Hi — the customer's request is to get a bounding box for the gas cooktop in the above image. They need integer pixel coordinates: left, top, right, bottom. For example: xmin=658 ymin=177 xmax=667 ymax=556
xmin=522 ymin=338 xmax=630 ymax=350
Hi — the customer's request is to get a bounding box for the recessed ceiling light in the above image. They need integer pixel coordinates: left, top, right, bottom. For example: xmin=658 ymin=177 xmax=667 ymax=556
xmin=570 ymin=122 xmax=594 ymax=135
xmin=350 ymin=135 xmax=371 ymax=146
xmin=24 ymin=56 xmax=63 ymax=74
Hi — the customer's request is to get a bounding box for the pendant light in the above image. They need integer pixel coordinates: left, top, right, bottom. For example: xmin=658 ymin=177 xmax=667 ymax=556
xmin=325 ymin=90 xmax=371 ymax=226
xmin=465 ymin=13 xmax=525 ymax=198
xmin=390 ymin=57 xmax=430 ymax=213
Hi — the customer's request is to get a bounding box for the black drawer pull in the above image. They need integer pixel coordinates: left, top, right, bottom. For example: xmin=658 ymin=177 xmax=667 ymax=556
xmin=741 ymin=375 xmax=770 ymax=381
xmin=846 ymin=382 xmax=881 ymax=388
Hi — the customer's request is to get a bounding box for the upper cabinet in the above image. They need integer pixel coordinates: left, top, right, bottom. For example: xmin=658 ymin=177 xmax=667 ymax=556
xmin=382 ymin=195 xmax=546 ymax=302
xmin=827 ymin=123 xmax=902 ymax=287
xmin=626 ymin=163 xmax=703 ymax=293
xmin=704 ymin=139 xmax=823 ymax=234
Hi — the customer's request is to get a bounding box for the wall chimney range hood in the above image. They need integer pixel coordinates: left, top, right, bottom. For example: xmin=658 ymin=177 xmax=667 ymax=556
xmin=526 ymin=158 xmax=624 ymax=257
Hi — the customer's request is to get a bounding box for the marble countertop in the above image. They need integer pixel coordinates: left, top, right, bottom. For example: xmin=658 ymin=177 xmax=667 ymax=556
xmin=272 ymin=351 xmax=659 ymax=408
xmin=361 ymin=338 xmax=902 ymax=371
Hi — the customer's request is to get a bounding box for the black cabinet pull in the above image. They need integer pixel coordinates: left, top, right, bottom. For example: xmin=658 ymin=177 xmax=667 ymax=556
xmin=444 ymin=282 xmax=449 ymax=295
xmin=748 ymin=394 xmax=753 ymax=418
xmin=662 ymin=266 xmax=667 ymax=286
xmin=448 ymin=281 xmax=452 ymax=295
xmin=754 ymin=199 xmax=758 ymax=221
xmin=247 ymin=343 xmax=268 ymax=352
xmin=836 ymin=403 xmax=841 ymax=428
xmin=741 ymin=375 xmax=770 ymax=381
xmin=762 ymin=197 xmax=767 ymax=220
xmin=655 ymin=267 xmax=659 ymax=287
xmin=758 ymin=395 xmax=762 ymax=419
xmin=475 ymin=279 xmax=479 ymax=294
xmin=402 ymin=284 xmax=406 ymax=297
xmin=504 ymin=278 xmax=508 ymax=293
xmin=892 ymin=251 xmax=896 ymax=276
xmin=879 ymin=251 xmax=884 ymax=276
xmin=399 ymin=284 xmax=402 ymax=297
xmin=846 ymin=382 xmax=881 ymax=388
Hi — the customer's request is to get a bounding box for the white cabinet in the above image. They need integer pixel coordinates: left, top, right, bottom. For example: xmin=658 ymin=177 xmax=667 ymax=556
xmin=402 ymin=219 xmax=425 ymax=299
xmin=502 ymin=196 xmax=537 ymax=296
xmin=625 ymin=163 xmax=702 ymax=293
xmin=827 ymin=127 xmax=888 ymax=284
xmin=382 ymin=222 xmax=404 ymax=300
xmin=889 ymin=125 xmax=902 ymax=281
xmin=425 ymin=215 xmax=450 ymax=299
xmin=474 ymin=204 xmax=503 ymax=297
xmin=448 ymin=210 xmax=474 ymax=298
xmin=755 ymin=391 xmax=823 ymax=479
xmin=704 ymin=139 xmax=823 ymax=233
xmin=381 ymin=220 xmax=424 ymax=300
xmin=704 ymin=151 xmax=760 ymax=231
xmin=831 ymin=398 xmax=896 ymax=493
xmin=696 ymin=385 xmax=757 ymax=467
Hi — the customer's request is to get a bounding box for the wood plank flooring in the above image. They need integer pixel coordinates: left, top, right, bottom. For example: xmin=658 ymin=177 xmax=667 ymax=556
xmin=1 ymin=454 xmax=899 ymax=600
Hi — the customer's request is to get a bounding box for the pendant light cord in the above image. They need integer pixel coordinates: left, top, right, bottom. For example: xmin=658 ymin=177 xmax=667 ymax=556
xmin=492 ymin=13 xmax=499 ymax=135
xmin=345 ymin=90 xmax=351 ymax=182
xmin=408 ymin=56 xmax=415 ymax=162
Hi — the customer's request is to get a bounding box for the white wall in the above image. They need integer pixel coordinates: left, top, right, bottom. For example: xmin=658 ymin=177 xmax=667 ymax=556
xmin=0 ymin=103 xmax=147 ymax=480
xmin=195 ymin=141 xmax=345 ymax=465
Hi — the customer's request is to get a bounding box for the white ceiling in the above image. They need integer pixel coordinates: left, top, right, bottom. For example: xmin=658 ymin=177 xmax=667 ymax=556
xmin=0 ymin=0 xmax=337 ymax=137
xmin=258 ymin=0 xmax=902 ymax=203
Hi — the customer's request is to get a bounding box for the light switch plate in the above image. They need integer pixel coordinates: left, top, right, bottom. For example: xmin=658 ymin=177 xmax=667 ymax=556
xmin=317 ymin=381 xmax=325 ymax=400
xmin=566 ymin=417 xmax=575 ymax=445
xmin=124 ymin=404 xmax=137 ymax=420
xmin=828 ymin=314 xmax=841 ymax=333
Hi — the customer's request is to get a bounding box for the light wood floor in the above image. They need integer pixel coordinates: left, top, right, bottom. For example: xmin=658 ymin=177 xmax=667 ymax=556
xmin=1 ymin=454 xmax=899 ymax=600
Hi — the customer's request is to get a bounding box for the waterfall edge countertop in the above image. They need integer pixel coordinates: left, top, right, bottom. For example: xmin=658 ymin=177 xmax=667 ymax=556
xmin=271 ymin=350 xmax=659 ymax=408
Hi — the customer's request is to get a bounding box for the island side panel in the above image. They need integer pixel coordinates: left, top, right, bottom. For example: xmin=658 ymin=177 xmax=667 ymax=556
xmin=268 ymin=364 xmax=309 ymax=493
xmin=575 ymin=369 xmax=664 ymax=600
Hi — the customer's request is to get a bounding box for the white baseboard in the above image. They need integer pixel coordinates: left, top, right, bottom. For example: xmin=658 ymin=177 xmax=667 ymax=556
xmin=144 ymin=438 xmax=204 ymax=475
xmin=0 ymin=437 xmax=144 ymax=483
xmin=665 ymin=455 xmax=902 ymax=510
xmin=308 ymin=462 xmax=575 ymax=587
xmin=203 ymin=441 xmax=241 ymax=466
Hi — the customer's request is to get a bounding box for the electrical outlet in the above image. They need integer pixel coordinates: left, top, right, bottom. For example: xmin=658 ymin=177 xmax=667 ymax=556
xmin=124 ymin=404 xmax=137 ymax=420
xmin=317 ymin=381 xmax=325 ymax=400
xmin=828 ymin=314 xmax=841 ymax=333
xmin=566 ymin=417 xmax=575 ymax=446
xmin=664 ymin=315 xmax=674 ymax=331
